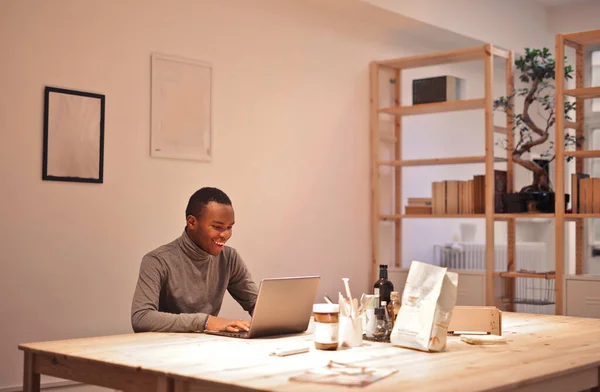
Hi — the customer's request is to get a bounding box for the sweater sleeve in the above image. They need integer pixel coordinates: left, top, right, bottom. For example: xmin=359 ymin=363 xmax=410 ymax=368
xmin=131 ymin=254 xmax=208 ymax=333
xmin=227 ymin=249 xmax=259 ymax=316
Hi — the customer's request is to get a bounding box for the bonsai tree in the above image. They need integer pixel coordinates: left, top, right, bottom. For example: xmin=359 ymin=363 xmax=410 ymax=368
xmin=494 ymin=47 xmax=579 ymax=193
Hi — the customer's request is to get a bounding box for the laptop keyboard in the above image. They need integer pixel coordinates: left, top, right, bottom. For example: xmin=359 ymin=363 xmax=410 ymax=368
xmin=220 ymin=330 xmax=250 ymax=338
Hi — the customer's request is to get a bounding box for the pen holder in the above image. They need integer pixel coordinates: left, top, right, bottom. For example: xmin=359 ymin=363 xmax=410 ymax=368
xmin=338 ymin=315 xmax=362 ymax=348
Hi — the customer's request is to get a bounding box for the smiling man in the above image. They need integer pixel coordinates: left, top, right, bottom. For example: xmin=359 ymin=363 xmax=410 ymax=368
xmin=131 ymin=187 xmax=258 ymax=333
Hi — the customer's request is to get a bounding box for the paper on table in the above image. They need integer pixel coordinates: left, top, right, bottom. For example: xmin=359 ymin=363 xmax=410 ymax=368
xmin=289 ymin=360 xmax=398 ymax=387
xmin=460 ymin=334 xmax=507 ymax=345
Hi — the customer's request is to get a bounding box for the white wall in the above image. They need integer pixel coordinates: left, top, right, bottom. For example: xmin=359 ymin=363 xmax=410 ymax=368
xmin=0 ymin=0 xmax=493 ymax=390
xmin=361 ymin=0 xmax=554 ymax=53
xmin=548 ymin=2 xmax=600 ymax=34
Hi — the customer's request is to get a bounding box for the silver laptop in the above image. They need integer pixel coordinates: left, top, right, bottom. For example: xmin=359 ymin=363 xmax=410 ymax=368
xmin=204 ymin=276 xmax=320 ymax=339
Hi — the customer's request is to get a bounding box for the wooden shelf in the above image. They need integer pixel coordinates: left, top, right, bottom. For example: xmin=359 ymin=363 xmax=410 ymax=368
xmin=378 ymin=156 xmax=506 ymax=167
xmin=565 ymin=86 xmax=600 ymax=100
xmin=385 ymin=214 xmax=485 ymax=219
xmin=388 ymin=213 xmax=585 ymax=221
xmin=491 ymin=47 xmax=510 ymax=59
xmin=565 ymin=150 xmax=600 ymax=158
xmin=565 ymin=121 xmax=578 ymax=129
xmin=496 ymin=123 xmax=576 ymax=134
xmin=376 ymin=46 xmax=485 ymax=69
xmin=379 ymin=98 xmax=485 ymax=116
xmin=564 ymin=29 xmax=600 ymax=46
xmin=378 ymin=132 xmax=514 ymax=143
xmin=565 ymin=214 xmax=600 ymax=220
xmin=494 ymin=213 xmax=555 ymax=220
xmin=494 ymin=271 xmax=556 ymax=279
xmin=383 ymin=214 xmax=559 ymax=220
xmin=379 ymin=214 xmax=403 ymax=221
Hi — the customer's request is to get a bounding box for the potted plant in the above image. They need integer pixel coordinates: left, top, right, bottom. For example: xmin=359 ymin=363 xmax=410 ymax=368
xmin=494 ymin=47 xmax=579 ymax=213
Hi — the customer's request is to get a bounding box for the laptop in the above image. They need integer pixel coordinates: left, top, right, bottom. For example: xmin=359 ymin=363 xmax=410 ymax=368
xmin=204 ymin=276 xmax=320 ymax=339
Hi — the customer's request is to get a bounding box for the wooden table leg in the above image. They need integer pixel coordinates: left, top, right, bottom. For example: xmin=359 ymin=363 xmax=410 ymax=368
xmin=173 ymin=379 xmax=187 ymax=392
xmin=23 ymin=351 xmax=40 ymax=392
xmin=590 ymin=366 xmax=600 ymax=392
xmin=156 ymin=375 xmax=173 ymax=392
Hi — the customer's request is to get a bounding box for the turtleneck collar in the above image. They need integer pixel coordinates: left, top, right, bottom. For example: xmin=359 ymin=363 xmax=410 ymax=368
xmin=178 ymin=229 xmax=214 ymax=263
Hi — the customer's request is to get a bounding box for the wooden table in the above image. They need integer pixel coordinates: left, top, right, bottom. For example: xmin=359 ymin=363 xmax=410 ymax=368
xmin=19 ymin=313 xmax=600 ymax=392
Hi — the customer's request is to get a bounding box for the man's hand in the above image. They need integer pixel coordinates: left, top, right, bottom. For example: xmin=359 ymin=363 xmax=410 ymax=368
xmin=205 ymin=315 xmax=250 ymax=332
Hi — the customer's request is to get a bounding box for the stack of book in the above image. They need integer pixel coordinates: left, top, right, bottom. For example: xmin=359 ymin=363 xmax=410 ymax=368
xmin=404 ymin=198 xmax=432 ymax=215
xmin=406 ymin=170 xmax=506 ymax=216
xmin=572 ymin=173 xmax=600 ymax=213
xmin=431 ymin=179 xmax=476 ymax=214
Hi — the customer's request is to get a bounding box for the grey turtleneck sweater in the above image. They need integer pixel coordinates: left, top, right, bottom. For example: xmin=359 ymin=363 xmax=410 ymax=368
xmin=131 ymin=230 xmax=259 ymax=333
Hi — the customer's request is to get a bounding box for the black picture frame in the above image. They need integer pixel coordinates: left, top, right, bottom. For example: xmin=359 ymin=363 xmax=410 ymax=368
xmin=42 ymin=86 xmax=105 ymax=183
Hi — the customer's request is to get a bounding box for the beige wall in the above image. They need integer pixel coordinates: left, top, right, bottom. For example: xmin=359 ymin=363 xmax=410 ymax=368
xmin=0 ymin=0 xmax=474 ymax=389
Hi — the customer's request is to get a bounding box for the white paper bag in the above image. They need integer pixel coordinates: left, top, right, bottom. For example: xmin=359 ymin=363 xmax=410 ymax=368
xmin=390 ymin=260 xmax=458 ymax=352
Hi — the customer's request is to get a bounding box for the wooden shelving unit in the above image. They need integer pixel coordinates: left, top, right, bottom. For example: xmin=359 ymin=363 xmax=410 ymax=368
xmin=370 ymin=44 xmax=515 ymax=308
xmin=372 ymin=29 xmax=600 ymax=317
xmin=556 ymin=28 xmax=600 ymax=309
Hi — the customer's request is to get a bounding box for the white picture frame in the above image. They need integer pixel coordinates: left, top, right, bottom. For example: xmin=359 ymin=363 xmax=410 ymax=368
xmin=150 ymin=53 xmax=212 ymax=161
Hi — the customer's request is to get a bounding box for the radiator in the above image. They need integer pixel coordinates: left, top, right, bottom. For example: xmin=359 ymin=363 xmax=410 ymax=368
xmin=433 ymin=242 xmax=554 ymax=314
xmin=434 ymin=242 xmax=547 ymax=272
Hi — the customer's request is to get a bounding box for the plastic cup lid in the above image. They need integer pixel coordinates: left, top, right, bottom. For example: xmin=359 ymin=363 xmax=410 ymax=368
xmin=313 ymin=303 xmax=340 ymax=313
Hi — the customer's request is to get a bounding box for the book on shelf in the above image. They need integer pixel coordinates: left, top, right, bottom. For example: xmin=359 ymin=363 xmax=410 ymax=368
xmin=594 ymin=179 xmax=600 ymax=214
xmin=571 ymin=173 xmax=591 ymax=213
xmin=405 ymin=197 xmax=433 ymax=214
xmin=405 ymin=206 xmax=433 ymax=214
xmin=446 ymin=180 xmax=459 ymax=214
xmin=473 ymin=175 xmax=485 ymax=213
xmin=428 ymin=171 xmax=506 ymax=215
xmin=573 ymin=174 xmax=600 ymax=214
xmin=407 ymin=197 xmax=432 ymax=206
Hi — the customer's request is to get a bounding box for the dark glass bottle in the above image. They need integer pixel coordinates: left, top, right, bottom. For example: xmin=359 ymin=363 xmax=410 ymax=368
xmin=373 ymin=264 xmax=394 ymax=306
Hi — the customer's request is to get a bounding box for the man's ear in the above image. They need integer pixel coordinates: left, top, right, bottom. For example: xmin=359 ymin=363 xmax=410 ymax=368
xmin=186 ymin=215 xmax=197 ymax=229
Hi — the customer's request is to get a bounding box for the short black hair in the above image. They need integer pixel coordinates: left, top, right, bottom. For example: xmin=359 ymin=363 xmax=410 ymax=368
xmin=186 ymin=187 xmax=232 ymax=218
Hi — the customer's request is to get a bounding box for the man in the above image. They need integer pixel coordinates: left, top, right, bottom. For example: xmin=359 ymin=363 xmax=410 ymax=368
xmin=131 ymin=187 xmax=258 ymax=333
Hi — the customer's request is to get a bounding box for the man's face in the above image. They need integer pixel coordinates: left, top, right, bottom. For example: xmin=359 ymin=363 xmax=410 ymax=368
xmin=186 ymin=201 xmax=235 ymax=256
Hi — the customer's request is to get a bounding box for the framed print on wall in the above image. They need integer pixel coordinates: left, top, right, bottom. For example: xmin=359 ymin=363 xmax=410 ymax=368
xmin=42 ymin=86 xmax=105 ymax=183
xmin=150 ymin=52 xmax=212 ymax=162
